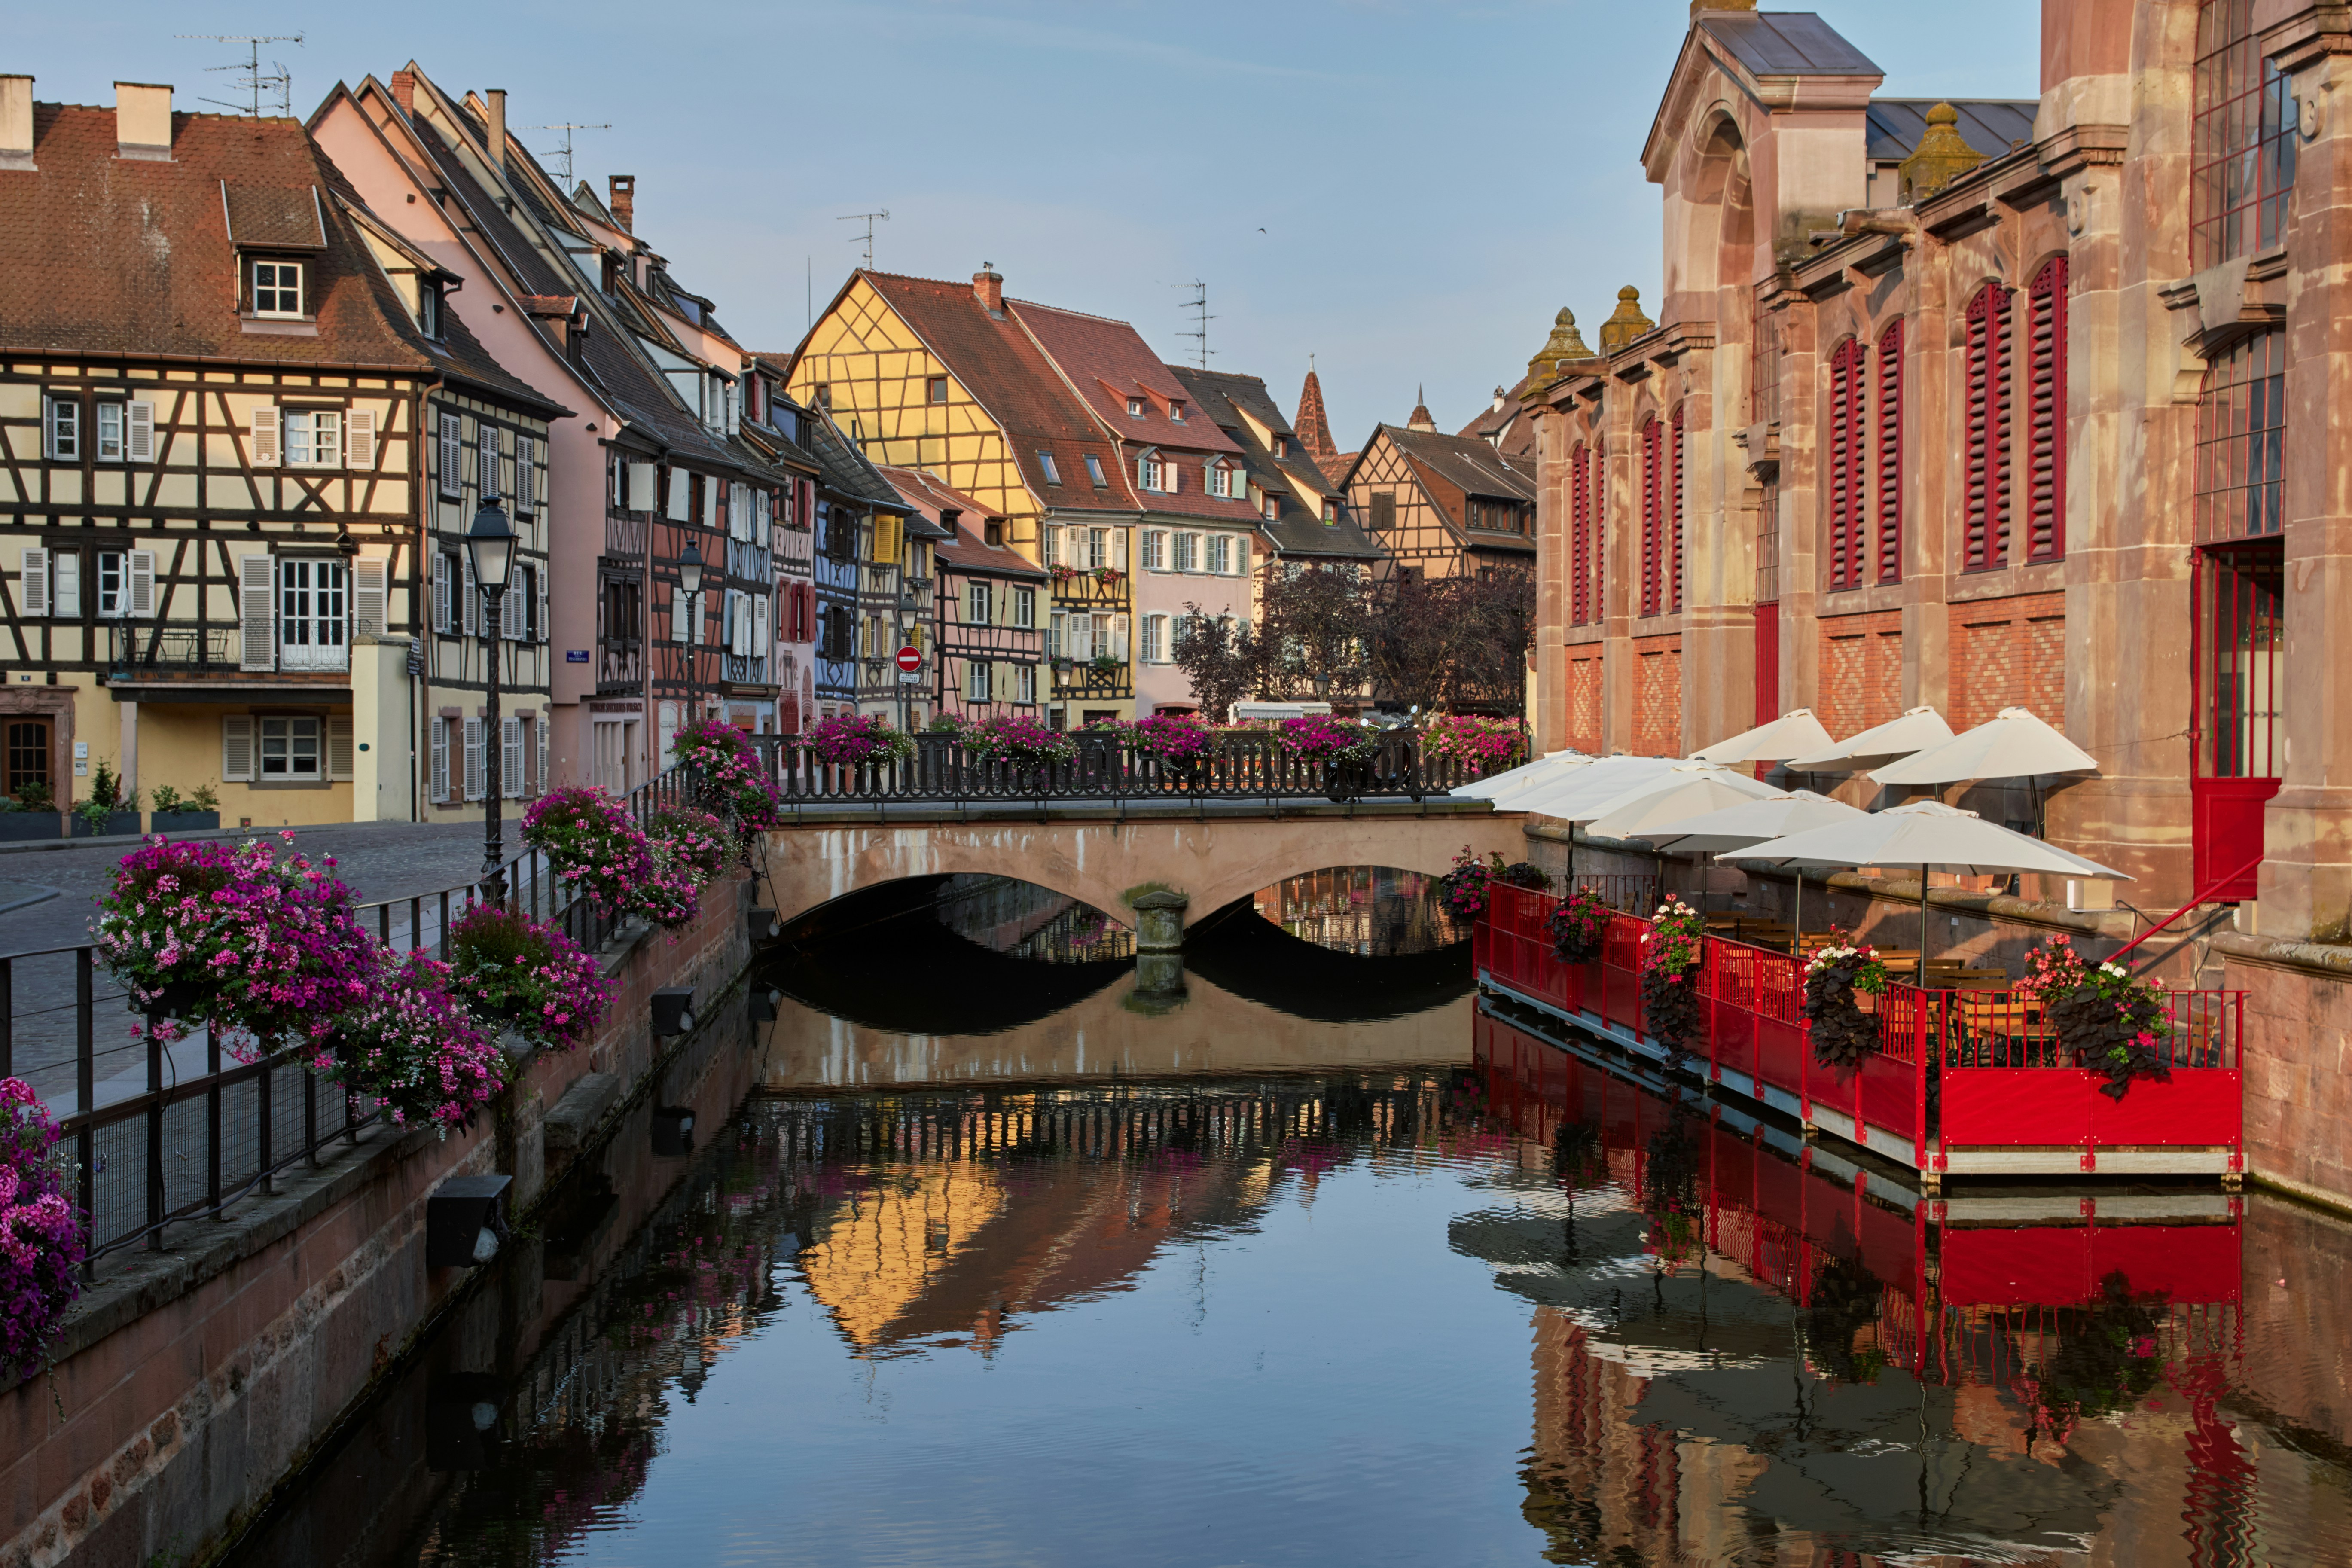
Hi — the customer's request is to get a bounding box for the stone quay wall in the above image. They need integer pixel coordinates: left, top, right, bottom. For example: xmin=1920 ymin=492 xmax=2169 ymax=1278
xmin=0 ymin=876 xmax=756 ymax=1568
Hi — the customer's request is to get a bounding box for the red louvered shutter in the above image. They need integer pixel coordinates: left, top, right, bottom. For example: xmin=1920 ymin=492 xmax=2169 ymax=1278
xmin=1964 ymin=281 xmax=2014 ymax=571
xmin=1570 ymin=442 xmax=1591 ymax=624
xmin=1640 ymin=417 xmax=1662 ymax=616
xmin=1876 ymin=320 xmax=1904 ymax=584
xmin=2027 ymin=256 xmax=2068 ymax=561
xmin=1826 ymin=340 xmax=1864 ymax=590
xmin=1669 ymin=405 xmax=1685 ymax=613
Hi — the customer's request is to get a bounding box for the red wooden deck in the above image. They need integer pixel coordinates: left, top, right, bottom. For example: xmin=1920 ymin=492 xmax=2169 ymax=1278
xmin=1475 ymin=884 xmax=2245 ymax=1182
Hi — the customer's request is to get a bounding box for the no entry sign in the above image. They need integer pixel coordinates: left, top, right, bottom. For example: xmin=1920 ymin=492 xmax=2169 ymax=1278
xmin=894 ymin=645 xmax=922 ymax=673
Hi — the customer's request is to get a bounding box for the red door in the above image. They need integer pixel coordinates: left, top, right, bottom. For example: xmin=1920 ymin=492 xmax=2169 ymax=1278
xmin=2192 ymin=777 xmax=2277 ymax=899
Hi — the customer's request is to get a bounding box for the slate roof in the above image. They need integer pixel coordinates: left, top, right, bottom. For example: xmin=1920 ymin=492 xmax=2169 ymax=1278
xmin=805 ymin=404 xmax=910 ymax=512
xmin=877 ymin=466 xmax=1046 ymax=579
xmin=1695 ymin=12 xmax=1881 ymax=77
xmin=1457 ymin=379 xmax=1536 ymax=464
xmin=1166 ymin=366 xmax=1384 ymax=563
xmin=1866 ymin=99 xmax=2039 ymax=163
xmin=1380 ymin=424 xmax=1537 ymax=503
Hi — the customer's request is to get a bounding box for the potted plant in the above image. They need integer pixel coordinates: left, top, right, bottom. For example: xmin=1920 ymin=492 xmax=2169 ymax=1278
xmin=1277 ymin=714 xmax=1377 ymax=800
xmin=1126 ymin=713 xmax=1214 ymax=783
xmin=1640 ymin=899 xmax=1708 ymax=1065
xmin=522 ymin=787 xmax=656 ymax=918
xmin=147 ymin=783 xmax=222 ymax=834
xmin=1440 ymin=847 xmax=1544 ymax=921
xmin=1802 ymin=930 xmax=1890 ymax=1072
xmin=1547 ymin=885 xmax=1614 ymax=962
xmin=0 ymin=1077 xmax=85 ymax=1382
xmin=0 ymin=782 xmax=61 ymax=842
xmin=2018 ymin=936 xmax=2175 ymax=1100
xmin=71 ymin=763 xmax=140 ymax=837
xmin=443 ymin=905 xmax=615 ymax=1056
xmin=962 ymin=714 xmax=1077 ymax=778
xmin=1088 ymin=653 xmax=1123 ymax=679
xmin=315 ymin=952 xmax=504 ymax=1139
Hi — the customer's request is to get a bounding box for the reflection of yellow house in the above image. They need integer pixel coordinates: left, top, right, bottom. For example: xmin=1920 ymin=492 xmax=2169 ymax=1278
xmin=796 ymin=1165 xmax=1009 ymax=1351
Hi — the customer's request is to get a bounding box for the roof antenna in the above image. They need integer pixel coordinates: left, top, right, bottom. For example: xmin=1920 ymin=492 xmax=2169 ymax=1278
xmin=837 ymin=209 xmax=890 ymax=269
xmin=523 ymin=122 xmax=611 ymax=187
xmin=177 ymin=34 xmax=303 ymax=117
xmin=1176 ymin=279 xmax=1215 ymax=369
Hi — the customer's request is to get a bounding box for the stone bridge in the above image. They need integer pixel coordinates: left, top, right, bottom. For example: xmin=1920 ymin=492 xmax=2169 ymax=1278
xmin=753 ymin=801 xmax=1516 ymax=946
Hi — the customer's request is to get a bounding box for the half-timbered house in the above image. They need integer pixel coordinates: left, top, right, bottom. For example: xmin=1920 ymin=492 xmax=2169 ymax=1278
xmin=879 ymin=467 xmax=1046 ymax=720
xmin=0 ymin=81 xmax=564 ymax=829
xmin=1342 ymin=409 xmax=1537 ymax=583
xmin=800 ymin=405 xmax=917 ymax=723
xmin=738 ymin=372 xmax=820 ymax=734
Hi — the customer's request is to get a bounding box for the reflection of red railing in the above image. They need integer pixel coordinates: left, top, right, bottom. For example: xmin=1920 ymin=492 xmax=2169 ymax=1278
xmin=1478 ymin=884 xmax=2245 ymax=1178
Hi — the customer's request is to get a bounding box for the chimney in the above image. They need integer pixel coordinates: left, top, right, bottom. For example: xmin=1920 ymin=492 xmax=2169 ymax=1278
xmin=485 ymin=88 xmax=506 ymax=172
xmin=0 ymin=76 xmax=32 ymax=172
xmin=973 ymin=263 xmax=1003 ymax=317
xmin=390 ymin=70 xmax=416 ymax=118
xmin=114 ymin=82 xmax=172 ymax=162
xmin=609 ymin=174 xmax=635 ymax=233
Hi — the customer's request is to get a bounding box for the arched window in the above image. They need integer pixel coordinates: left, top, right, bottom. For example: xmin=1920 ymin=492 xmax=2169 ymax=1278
xmin=1826 ymin=338 xmax=1866 ymax=590
xmin=1875 ymin=320 xmax=1903 ymax=584
xmin=1639 ymin=416 xmax=1663 ymax=616
xmin=1570 ymin=441 xmax=1594 ymax=625
xmin=2025 ymin=258 xmax=2068 ymax=562
xmin=1669 ymin=405 xmax=1685 ymax=613
xmin=1963 ymin=281 xmax=2013 ymax=571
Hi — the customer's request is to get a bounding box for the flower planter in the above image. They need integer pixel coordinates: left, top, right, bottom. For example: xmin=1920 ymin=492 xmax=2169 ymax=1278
xmin=72 ymin=811 xmax=143 ymax=838
xmin=149 ymin=810 xmax=220 ymax=834
xmin=0 ymin=813 xmax=64 ymax=842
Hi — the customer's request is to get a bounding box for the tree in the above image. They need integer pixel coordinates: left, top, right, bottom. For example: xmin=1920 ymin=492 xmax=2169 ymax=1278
xmin=1257 ymin=564 xmax=1372 ymax=702
xmin=1367 ymin=567 xmax=1533 ymax=717
xmin=1171 ymin=606 xmax=1263 ymax=723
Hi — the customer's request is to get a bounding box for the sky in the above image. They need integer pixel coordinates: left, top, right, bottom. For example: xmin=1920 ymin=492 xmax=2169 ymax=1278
xmin=19 ymin=0 xmax=2041 ymax=444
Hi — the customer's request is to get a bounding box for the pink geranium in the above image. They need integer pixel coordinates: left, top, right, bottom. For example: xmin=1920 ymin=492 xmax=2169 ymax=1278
xmin=0 ymin=1077 xmax=83 ymax=1380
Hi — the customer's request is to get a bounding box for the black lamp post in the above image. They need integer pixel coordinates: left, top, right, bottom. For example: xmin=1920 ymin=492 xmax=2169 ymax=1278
xmin=467 ymin=500 xmax=517 ymax=901
xmin=677 ymin=540 xmax=705 ymax=735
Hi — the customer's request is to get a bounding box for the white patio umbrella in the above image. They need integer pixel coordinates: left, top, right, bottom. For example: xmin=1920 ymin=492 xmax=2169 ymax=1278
xmin=1448 ymin=749 xmax=1595 ymax=804
xmin=1507 ymin=753 xmax=1685 ymax=821
xmin=1785 ymin=707 xmax=1955 ymax=772
xmin=1867 ymin=707 xmax=2098 ymax=837
xmin=1692 ymin=708 xmax=1836 ymax=767
xmin=1550 ymin=764 xmax=1780 ymax=905
xmin=1638 ymin=790 xmax=1872 ymax=949
xmin=1722 ymin=799 xmax=2130 ymax=982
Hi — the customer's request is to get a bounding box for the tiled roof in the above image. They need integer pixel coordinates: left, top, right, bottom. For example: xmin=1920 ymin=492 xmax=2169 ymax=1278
xmin=805 ymin=404 xmax=910 ymax=510
xmin=877 ymin=465 xmax=1046 ymax=578
xmin=0 ymin=104 xmax=437 ymax=368
xmin=1457 ymin=378 xmax=1535 ymax=462
xmin=1866 ymin=99 xmax=2038 ymax=164
xmin=1010 ymin=301 xmax=1241 ymax=457
xmin=1166 ymin=366 xmax=1383 ymax=563
xmin=1696 ymin=12 xmax=1880 ymax=78
xmin=1381 ymin=424 xmax=1537 ymax=503
xmin=1293 ymin=367 xmax=1338 ymax=458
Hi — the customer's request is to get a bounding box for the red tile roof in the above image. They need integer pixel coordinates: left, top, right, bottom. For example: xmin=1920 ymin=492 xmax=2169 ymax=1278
xmin=1294 ymin=367 xmax=1338 ymax=458
xmin=1010 ymin=300 xmax=1241 ymax=456
xmin=877 ymin=465 xmax=1046 ymax=578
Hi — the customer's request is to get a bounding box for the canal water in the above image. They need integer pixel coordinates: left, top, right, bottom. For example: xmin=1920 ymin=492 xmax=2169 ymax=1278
xmin=221 ymin=876 xmax=2352 ymax=1567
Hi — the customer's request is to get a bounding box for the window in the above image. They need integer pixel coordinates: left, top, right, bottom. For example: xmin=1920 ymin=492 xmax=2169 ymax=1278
xmin=284 ymin=409 xmax=342 ymax=469
xmin=1170 ymin=400 xmax=1186 ymax=422
xmin=2192 ymin=0 xmax=2297 ymax=268
xmin=517 ymin=563 xmax=539 ymax=642
xmin=94 ymin=551 xmax=151 ymax=619
xmin=1670 ymin=406 xmax=1684 ymax=613
xmin=44 ymin=397 xmax=79 ymax=461
xmin=278 ymin=558 xmax=347 ymax=669
xmin=1271 ymin=434 xmax=1289 ymax=458
xmin=1570 ymin=442 xmax=1594 ymax=624
xmin=1964 ymin=281 xmax=2015 ymax=570
xmin=1086 ymin=527 xmax=1109 ymax=570
xmin=1018 ymin=664 xmax=1036 ymax=704
xmin=2195 ymin=328 xmax=2286 ymax=540
xmin=966 ymin=659 xmax=991 ymax=702
xmin=259 ymin=716 xmax=322 ymax=778
xmin=51 ymin=551 xmax=79 ymax=618
xmin=1876 ymin=320 xmax=1904 ymax=584
xmin=252 ymin=260 xmax=305 ymax=317
xmin=1012 ymin=586 xmax=1036 ymax=628
xmin=1370 ymin=491 xmax=1395 ymax=534
xmin=418 ymin=281 xmax=442 ymax=339
xmin=1083 ymin=454 xmax=1107 ymax=488
xmin=95 ymin=403 xmax=123 ymax=463
xmin=477 ymin=424 xmax=501 ymax=498
xmin=6 ymin=717 xmax=51 ymax=798
xmin=2201 ymin=543 xmax=2282 ymax=778
xmin=1176 ymin=532 xmax=1200 ymax=572
xmin=1826 ymin=338 xmax=1866 ymax=590
xmin=2025 ymin=258 xmax=2067 ymax=562
xmin=928 ymin=375 xmax=949 ymax=404
xmin=1261 ymin=495 xmax=1278 ymax=522
xmin=813 ymin=384 xmax=831 ymax=409
xmin=1143 ymin=614 xmax=1168 ymax=662
xmin=1049 ymin=610 xmax=1067 ymax=660
xmin=1037 ymin=451 xmax=1061 ymax=485
xmin=1128 ymin=397 xmax=1145 ymax=418
xmin=1210 ymin=536 xmax=1232 ymax=574
xmin=967 ymin=580 xmax=993 ymax=625
xmin=1322 ymin=498 xmax=1336 ymax=523
xmin=1143 ymin=531 xmax=1167 ymax=570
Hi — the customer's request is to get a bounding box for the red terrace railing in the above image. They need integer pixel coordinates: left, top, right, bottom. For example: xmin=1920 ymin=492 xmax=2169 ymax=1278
xmin=1476 ymin=884 xmax=2246 ymax=1178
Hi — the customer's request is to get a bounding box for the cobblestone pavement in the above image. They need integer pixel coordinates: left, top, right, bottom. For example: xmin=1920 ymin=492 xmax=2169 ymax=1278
xmin=1 ymin=821 xmax=523 ymax=1107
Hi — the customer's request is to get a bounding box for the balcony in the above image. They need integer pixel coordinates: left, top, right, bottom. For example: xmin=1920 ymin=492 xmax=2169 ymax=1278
xmin=723 ymin=653 xmax=772 ymax=689
xmin=1049 ymin=567 xmax=1129 ymax=609
xmin=108 ymin=624 xmax=233 ymax=674
xmin=1049 ymin=656 xmax=1131 ymax=702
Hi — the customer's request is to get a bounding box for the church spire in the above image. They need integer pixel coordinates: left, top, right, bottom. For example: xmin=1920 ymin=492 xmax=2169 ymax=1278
xmin=1294 ymin=360 xmax=1338 ymax=458
xmin=1407 ymin=386 xmax=1436 ymax=432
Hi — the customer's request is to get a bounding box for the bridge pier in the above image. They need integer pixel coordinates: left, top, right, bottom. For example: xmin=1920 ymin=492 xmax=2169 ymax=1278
xmin=1129 ymin=890 xmax=1190 ymax=1002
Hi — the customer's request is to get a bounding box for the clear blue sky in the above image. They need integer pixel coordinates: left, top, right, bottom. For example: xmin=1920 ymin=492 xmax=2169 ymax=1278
xmin=20 ymin=1 xmax=2038 ymax=444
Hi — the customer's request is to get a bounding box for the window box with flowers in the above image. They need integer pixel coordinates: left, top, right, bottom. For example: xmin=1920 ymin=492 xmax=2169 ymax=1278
xmin=1278 ymin=715 xmax=1379 ymax=800
xmin=2017 ymin=937 xmax=2175 ymax=1099
xmin=1418 ymin=715 xmax=1525 ymax=778
xmin=1125 ymin=713 xmax=1214 ymax=782
xmin=522 ymin=787 xmax=656 ymax=921
xmin=961 ymin=714 xmax=1078 ymax=776
xmin=802 ymin=713 xmax=914 ymax=771
xmin=1800 ymin=930 xmax=1891 ymax=1072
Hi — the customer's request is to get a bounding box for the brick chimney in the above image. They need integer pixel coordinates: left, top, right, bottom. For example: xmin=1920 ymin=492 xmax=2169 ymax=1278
xmin=973 ymin=263 xmax=1003 ymax=317
xmin=609 ymin=174 xmax=635 ymax=233
xmin=389 ymin=70 xmax=416 ymax=117
xmin=115 ymin=82 xmax=172 ymax=162
xmin=485 ymin=88 xmax=506 ymax=172
xmin=0 ymin=76 xmax=32 ymax=172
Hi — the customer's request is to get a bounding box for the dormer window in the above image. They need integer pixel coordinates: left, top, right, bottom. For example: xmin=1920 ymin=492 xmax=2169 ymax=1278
xmin=1321 ymin=498 xmax=1337 ymax=524
xmin=1037 ymin=451 xmax=1062 ymax=485
xmin=252 ymin=260 xmax=305 ymax=318
xmin=1271 ymin=434 xmax=1289 ymax=458
xmin=418 ymin=281 xmax=442 ymax=340
xmin=1083 ymin=454 xmax=1107 ymax=488
xmin=1127 ymin=397 xmax=1145 ymax=418
xmin=1169 ymin=400 xmax=1186 ymax=422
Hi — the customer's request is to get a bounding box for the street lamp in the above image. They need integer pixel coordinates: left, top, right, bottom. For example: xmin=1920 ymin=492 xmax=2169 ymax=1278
xmin=467 ymin=499 xmax=516 ymax=902
xmin=677 ymin=540 xmax=704 ymax=729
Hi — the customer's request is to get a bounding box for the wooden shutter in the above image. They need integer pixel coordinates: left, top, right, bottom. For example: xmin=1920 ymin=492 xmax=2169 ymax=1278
xmin=1669 ymin=405 xmax=1685 ymax=613
xmin=463 ymin=717 xmax=485 ymax=800
xmin=2026 ymin=256 xmax=2068 ymax=562
xmin=628 ymin=461 xmax=656 ymax=511
xmin=327 ymin=716 xmax=354 ymax=780
xmin=18 ymin=548 xmax=47 ymax=618
xmin=239 ymin=554 xmax=276 ymax=671
xmin=221 ymin=715 xmax=255 ymax=782
xmin=127 ymin=550 xmax=155 ymax=618
xmin=1639 ymin=417 xmax=1662 ymax=616
xmin=477 ymin=425 xmax=500 ymax=498
xmin=250 ymin=404 xmax=280 ymax=467
xmin=433 ymin=552 xmax=451 ymax=634
xmin=126 ymin=401 xmax=156 ymax=462
xmin=1876 ymin=320 xmax=1904 ymax=584
xmin=352 ymin=558 xmax=387 ymax=636
xmin=461 ymin=551 xmax=479 ymax=636
xmin=501 ymin=717 xmax=523 ymax=798
xmin=346 ymin=408 xmax=377 ymax=470
xmin=1569 ymin=445 xmax=1590 ymax=624
xmin=515 ymin=434 xmax=536 ymax=512
xmin=439 ymin=414 xmax=462 ymax=498
xmin=671 ymin=583 xmax=689 ymax=643
xmin=754 ymin=592 xmax=770 ymax=656
xmin=1826 ymin=339 xmax=1864 ymax=589
xmin=992 ymin=660 xmax=1016 ymax=702
xmin=430 ymin=717 xmax=449 ymax=801
xmin=537 ymin=567 xmax=550 ymax=644
xmin=666 ymin=469 xmax=692 ymax=522
xmin=536 ymin=720 xmax=549 ymax=797
xmin=1964 ymin=281 xmax=2014 ymax=571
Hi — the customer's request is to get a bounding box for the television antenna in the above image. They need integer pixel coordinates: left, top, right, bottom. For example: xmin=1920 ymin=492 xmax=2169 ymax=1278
xmin=176 ymin=34 xmax=303 ymax=118
xmin=1177 ymin=279 xmax=1215 ymax=369
xmin=837 ymin=209 xmax=889 ymax=269
xmin=524 ymin=122 xmax=611 ymax=186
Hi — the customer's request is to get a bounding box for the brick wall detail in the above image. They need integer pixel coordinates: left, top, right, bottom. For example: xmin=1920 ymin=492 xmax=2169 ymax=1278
xmin=1567 ymin=649 xmax=1604 ymax=755
xmin=1816 ymin=609 xmax=1903 ymax=740
xmin=1633 ymin=635 xmax=1681 ymax=757
xmin=1949 ymin=591 xmax=2065 ymax=729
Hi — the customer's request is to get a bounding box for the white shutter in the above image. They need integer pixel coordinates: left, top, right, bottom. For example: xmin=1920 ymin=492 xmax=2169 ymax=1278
xmin=250 ymin=405 xmax=280 ymax=467
xmin=734 ymin=591 xmax=753 ymax=656
xmin=430 ymin=717 xmax=449 ymax=802
xmin=705 ymin=475 xmax=721 ymax=531
xmin=627 ymin=462 xmax=656 ymax=512
xmin=439 ymin=413 xmax=462 ymax=497
xmin=127 ymin=550 xmax=155 ymax=618
xmin=502 ymin=577 xmax=520 ymax=642
xmin=463 ymin=717 xmax=485 ymax=800
xmin=127 ymin=402 xmax=156 ymax=463
xmin=671 ymin=583 xmax=689 ymax=642
xmin=501 ymin=717 xmax=523 ymax=798
xmin=343 ymin=407 xmax=375 ymax=471
xmin=1113 ymin=529 xmax=1130 ymax=570
xmin=327 ymin=716 xmax=354 ymax=780
xmin=666 ymin=470 xmax=692 ymax=522
xmin=239 ymin=554 xmax=276 ymax=671
xmin=461 ymin=552 xmax=478 ymax=636
xmin=992 ymin=661 xmax=1016 ymax=702
xmin=1112 ymin=613 xmax=1130 ymax=660
xmin=433 ymin=553 xmax=451 ymax=634
xmin=478 ymin=426 xmax=500 ymax=497
xmin=352 ymin=558 xmax=387 ymax=636
xmin=222 ymin=715 xmax=255 ymax=782
xmin=754 ymin=593 xmax=771 ymax=657
xmin=514 ymin=434 xmax=535 ymax=512
xmin=18 ymin=549 xmax=47 ymax=618
xmin=536 ymin=720 xmax=549 ymax=796
xmin=756 ymin=491 xmax=772 ymax=549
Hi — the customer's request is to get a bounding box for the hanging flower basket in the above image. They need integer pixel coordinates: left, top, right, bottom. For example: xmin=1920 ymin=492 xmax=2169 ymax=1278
xmin=673 ymin=720 xmax=786 ymax=830
xmin=2020 ymin=937 xmax=2175 ymax=1099
xmin=0 ymin=1077 xmax=84 ymax=1382
xmin=444 ymin=906 xmax=616 ymax=1056
xmin=1802 ymin=931 xmax=1890 ymax=1073
xmin=315 ymin=953 xmax=504 ymax=1140
xmin=1546 ymin=888 xmax=1613 ymax=963
xmin=1641 ymin=900 xmax=1707 ymax=1063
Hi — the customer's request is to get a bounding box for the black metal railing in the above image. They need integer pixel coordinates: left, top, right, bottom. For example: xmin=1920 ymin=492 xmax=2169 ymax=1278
xmin=108 ymin=624 xmax=235 ymax=673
